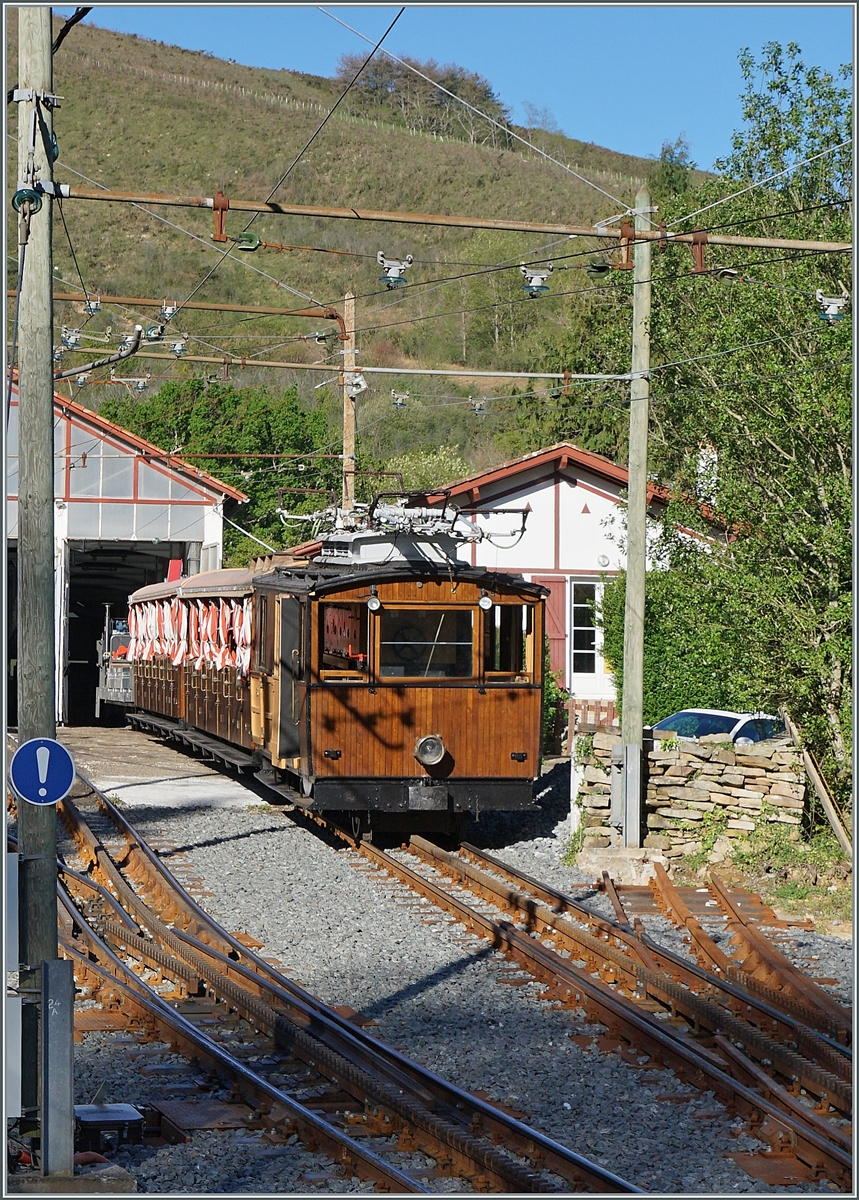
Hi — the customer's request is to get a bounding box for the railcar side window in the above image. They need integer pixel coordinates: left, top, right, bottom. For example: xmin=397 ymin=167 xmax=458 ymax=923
xmin=254 ymin=595 xmax=275 ymax=674
xmin=320 ymin=603 xmax=368 ymax=674
xmin=484 ymin=604 xmax=531 ymax=677
xmin=378 ymin=609 xmax=473 ymax=678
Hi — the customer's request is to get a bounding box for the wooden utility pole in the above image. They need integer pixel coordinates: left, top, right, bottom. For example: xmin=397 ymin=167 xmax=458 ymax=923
xmin=341 ymin=291 xmax=356 ymax=510
xmin=15 ymin=7 xmax=74 ymax=1178
xmin=620 ymin=186 xmax=652 ymax=849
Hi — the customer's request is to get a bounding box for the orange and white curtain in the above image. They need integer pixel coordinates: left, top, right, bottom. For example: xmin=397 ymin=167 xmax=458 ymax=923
xmin=128 ymin=596 xmax=252 ymax=678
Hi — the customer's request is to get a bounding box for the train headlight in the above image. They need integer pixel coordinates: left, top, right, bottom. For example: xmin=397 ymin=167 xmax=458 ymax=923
xmin=415 ymin=734 xmax=445 ymax=767
xmin=367 ymin=589 xmax=382 ymax=612
xmin=478 ymin=591 xmax=493 ymax=611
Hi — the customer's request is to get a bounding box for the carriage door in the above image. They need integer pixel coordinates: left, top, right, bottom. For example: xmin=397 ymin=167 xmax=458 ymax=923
xmin=276 ymin=596 xmax=304 ymax=761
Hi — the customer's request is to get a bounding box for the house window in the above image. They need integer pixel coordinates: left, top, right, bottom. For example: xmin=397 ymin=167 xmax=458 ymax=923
xmin=572 ymin=584 xmax=596 ymax=674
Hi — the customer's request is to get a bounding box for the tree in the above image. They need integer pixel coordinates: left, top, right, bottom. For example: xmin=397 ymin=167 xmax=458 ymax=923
xmin=98 ymin=379 xmax=340 ymax=564
xmin=648 ymin=134 xmax=695 ymax=201
xmin=599 ymin=44 xmax=852 ymax=811
xmin=385 ymin=446 xmax=469 ymax=492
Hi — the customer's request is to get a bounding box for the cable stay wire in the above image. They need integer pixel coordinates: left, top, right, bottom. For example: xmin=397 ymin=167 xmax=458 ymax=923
xmin=55 ymin=160 xmax=317 ymax=303
xmin=6 ymin=5 xmax=92 ymax=104
xmin=318 ymin=6 xmax=646 ymax=220
xmin=174 ymin=7 xmax=405 ymax=317
xmin=667 ymin=139 xmax=853 ymax=228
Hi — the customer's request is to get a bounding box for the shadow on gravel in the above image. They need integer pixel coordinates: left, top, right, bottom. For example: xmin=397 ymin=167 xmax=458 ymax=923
xmin=360 ymin=943 xmax=495 ymax=1020
xmin=463 ymin=759 xmax=572 ymax=851
xmin=114 ymin=806 xmax=296 ymax=856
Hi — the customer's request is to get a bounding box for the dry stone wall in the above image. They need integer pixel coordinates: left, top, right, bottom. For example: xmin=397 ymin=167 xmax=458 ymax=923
xmin=576 ymin=730 xmax=806 ymax=862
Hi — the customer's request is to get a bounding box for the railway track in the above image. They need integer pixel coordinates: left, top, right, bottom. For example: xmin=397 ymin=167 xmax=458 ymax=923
xmin=43 ymin=778 xmax=640 ymax=1194
xmin=304 ymin=823 xmax=852 ymax=1190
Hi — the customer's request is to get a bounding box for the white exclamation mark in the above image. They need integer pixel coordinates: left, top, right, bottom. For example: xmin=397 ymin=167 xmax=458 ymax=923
xmin=36 ymin=745 xmax=50 ymax=798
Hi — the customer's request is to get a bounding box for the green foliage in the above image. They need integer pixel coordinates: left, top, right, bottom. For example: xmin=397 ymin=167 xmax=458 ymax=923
xmin=598 ymin=44 xmax=852 ymax=814
xmin=563 ymin=811 xmax=587 ymax=864
xmin=99 ymin=379 xmax=340 ymax=563
xmin=648 ymin=135 xmax=696 ymax=202
xmin=731 ymin=817 xmax=848 ymax=872
xmin=573 ymin=733 xmax=594 ymax=765
xmin=384 ymin=446 xmax=469 ymax=492
xmin=335 ymin=51 xmax=514 ymax=148
xmin=685 ymin=808 xmax=730 ymax=869
xmin=542 ymin=637 xmax=568 ymax=753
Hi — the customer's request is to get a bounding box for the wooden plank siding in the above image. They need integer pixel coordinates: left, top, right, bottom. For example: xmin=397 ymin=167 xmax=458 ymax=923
xmin=310 ymin=683 xmax=541 ymax=779
xmin=306 ymin=575 xmax=543 ymax=780
xmin=134 ymin=658 xmax=253 ymax=748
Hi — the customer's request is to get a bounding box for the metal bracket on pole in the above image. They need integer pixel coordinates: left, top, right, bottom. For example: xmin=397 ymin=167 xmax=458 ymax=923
xmin=623 ymin=743 xmax=642 ymax=847
xmin=609 ymin=744 xmax=625 ymax=835
xmin=11 ymin=88 xmax=63 ymax=107
xmin=41 ymin=959 xmax=74 ymax=1176
xmin=616 ymin=221 xmax=634 ymax=269
xmin=211 ymin=190 xmax=230 ymax=242
xmin=691 ymin=230 xmax=708 ymax=273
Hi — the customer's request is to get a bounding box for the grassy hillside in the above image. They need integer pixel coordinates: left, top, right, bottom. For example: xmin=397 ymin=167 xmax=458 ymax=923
xmin=7 ymin=13 xmax=676 ymax=466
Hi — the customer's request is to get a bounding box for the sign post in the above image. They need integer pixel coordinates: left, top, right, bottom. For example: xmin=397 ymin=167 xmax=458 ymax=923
xmin=9 ymin=737 xmax=75 ymax=1177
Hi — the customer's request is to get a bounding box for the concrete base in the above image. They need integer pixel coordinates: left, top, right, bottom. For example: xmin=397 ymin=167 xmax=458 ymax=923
xmin=576 ymin=844 xmax=668 ymax=885
xmin=6 ymin=1164 xmax=136 ymax=1193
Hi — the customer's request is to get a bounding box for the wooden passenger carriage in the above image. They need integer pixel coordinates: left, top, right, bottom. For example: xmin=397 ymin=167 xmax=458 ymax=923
xmin=126 ymin=558 xmax=547 ymax=834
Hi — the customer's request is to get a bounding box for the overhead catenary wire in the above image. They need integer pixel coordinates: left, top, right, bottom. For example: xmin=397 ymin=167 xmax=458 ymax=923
xmin=318 ymin=5 xmax=643 ymax=218
xmin=5 ymin=5 xmax=92 ymax=104
xmin=53 ymin=159 xmax=318 ymax=303
xmin=174 ymin=7 xmax=406 ymax=317
xmin=346 ymin=249 xmax=845 ymax=341
xmin=667 ymin=139 xmax=853 ymax=228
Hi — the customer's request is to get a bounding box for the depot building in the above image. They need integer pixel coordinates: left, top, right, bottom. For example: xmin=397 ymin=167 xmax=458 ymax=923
xmin=6 ymin=386 xmax=248 ymax=726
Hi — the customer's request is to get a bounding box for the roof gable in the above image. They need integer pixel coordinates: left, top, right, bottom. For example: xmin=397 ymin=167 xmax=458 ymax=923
xmin=423 ymin=442 xmax=629 ymax=502
xmin=10 ymin=385 xmax=248 ymax=504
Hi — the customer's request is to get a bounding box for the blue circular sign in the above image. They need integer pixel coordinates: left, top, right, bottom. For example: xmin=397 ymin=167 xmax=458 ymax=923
xmin=9 ymin=738 xmax=76 ymax=806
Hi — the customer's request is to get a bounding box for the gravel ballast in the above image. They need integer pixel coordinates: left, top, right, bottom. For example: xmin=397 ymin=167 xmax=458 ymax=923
xmin=55 ymin=734 xmax=851 ymax=1194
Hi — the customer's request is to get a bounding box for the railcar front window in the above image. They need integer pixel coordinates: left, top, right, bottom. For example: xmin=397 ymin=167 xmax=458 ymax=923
xmin=379 ymin=609 xmax=473 ymax=678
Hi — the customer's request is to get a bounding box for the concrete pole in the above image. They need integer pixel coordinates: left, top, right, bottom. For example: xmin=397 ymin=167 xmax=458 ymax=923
xmin=620 ymin=186 xmax=652 ymax=849
xmin=341 ymin=291 xmax=356 ymax=510
xmin=15 ymin=7 xmax=71 ymax=1176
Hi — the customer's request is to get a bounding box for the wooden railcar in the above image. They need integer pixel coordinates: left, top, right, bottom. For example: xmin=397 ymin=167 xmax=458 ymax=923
xmin=125 ymin=557 xmax=547 ymax=836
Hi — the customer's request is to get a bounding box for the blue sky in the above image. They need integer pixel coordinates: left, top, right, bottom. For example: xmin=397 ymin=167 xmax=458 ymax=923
xmin=66 ymin=5 xmax=852 ymax=169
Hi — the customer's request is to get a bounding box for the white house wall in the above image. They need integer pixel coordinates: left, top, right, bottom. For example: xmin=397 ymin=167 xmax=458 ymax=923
xmin=7 ymin=389 xmax=243 ymax=723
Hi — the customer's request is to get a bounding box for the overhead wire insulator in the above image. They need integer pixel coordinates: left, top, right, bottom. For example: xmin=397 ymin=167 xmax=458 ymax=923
xmin=345 ymin=372 xmax=367 ymax=397
xmin=520 ymin=262 xmax=553 ymax=297
xmin=83 ymin=296 xmax=101 ymax=316
xmin=233 ymin=232 xmax=261 ymax=252
xmin=159 ymin=301 xmax=178 ymax=323
xmin=816 ymin=286 xmax=849 ymax=323
xmin=11 ymin=187 xmax=42 ymax=214
xmin=585 ymin=260 xmax=612 ymax=279
xmin=469 ymin=397 xmax=486 ymax=416
xmin=171 ymin=339 xmax=189 ymax=357
xmin=145 ymin=325 xmax=165 ymax=343
xmin=391 ymin=390 xmax=409 ymax=410
xmin=377 ymin=250 xmax=413 ymax=288
xmin=61 ymin=326 xmax=81 ymax=349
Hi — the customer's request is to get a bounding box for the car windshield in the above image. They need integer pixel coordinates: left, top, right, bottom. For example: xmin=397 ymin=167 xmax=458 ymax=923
xmin=653 ymin=711 xmax=738 ymax=739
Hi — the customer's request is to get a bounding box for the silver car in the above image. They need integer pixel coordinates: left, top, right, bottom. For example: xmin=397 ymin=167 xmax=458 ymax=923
xmin=651 ymin=708 xmax=785 ymax=746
